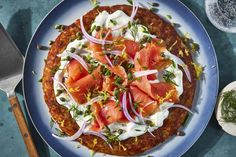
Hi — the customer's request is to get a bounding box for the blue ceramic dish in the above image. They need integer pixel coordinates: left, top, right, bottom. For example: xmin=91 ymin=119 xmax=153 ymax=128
xmin=23 ymin=0 xmax=219 ymax=156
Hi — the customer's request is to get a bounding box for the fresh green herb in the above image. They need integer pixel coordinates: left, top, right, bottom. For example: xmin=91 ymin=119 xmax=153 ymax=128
xmin=90 ymin=25 xmax=97 ymax=33
xmin=87 ymin=58 xmax=99 ymax=74
xmin=59 ymin=97 xmax=67 ymax=102
xmin=114 ymin=88 xmax=120 ymax=99
xmin=70 ymin=47 xmax=76 ymax=53
xmin=221 ymin=90 xmax=236 ymax=124
xmin=95 ymin=25 xmax=101 ymax=31
xmin=150 ymin=2 xmax=159 ymax=7
xmin=84 ymin=53 xmax=93 ymax=61
xmin=182 ymin=34 xmax=200 ymax=54
xmin=127 ymin=72 xmax=133 ymax=81
xmin=127 ymin=0 xmax=133 ymax=5
xmin=172 ymin=23 xmax=181 ymax=28
xmin=32 ymin=70 xmax=37 ymax=75
xmin=114 ymin=75 xmax=123 ymax=84
xmin=128 ymin=21 xmax=132 ymax=29
xmin=90 ymin=0 xmax=100 ymax=8
xmin=103 ymin=127 xmax=122 ymax=142
xmin=54 ymin=24 xmax=66 ymax=32
xmin=172 ymin=60 xmax=176 ymax=68
xmin=110 ymin=19 xmax=117 ymax=25
xmin=90 ymin=150 xmax=96 ymax=156
xmin=49 ymin=118 xmax=55 ymax=129
xmin=37 ymin=44 xmax=50 ymax=51
xmin=38 ymin=78 xmax=43 ymax=83
xmin=76 ymin=32 xmax=83 ymax=40
xmin=146 ymin=2 xmax=159 ymax=12
xmin=69 ymin=104 xmax=84 ymax=118
xmin=51 ymin=65 xmax=60 ymax=75
xmin=191 ymin=42 xmax=200 ymax=52
xmin=81 ymin=44 xmax=88 ymax=49
xmin=133 ymin=102 xmax=140 ymax=109
xmin=130 ymin=23 xmax=138 ymax=40
xmin=101 ymin=65 xmax=111 ymax=76
xmin=166 ymin=15 xmax=172 ymax=20
xmin=61 ymin=56 xmax=71 ymax=61
xmin=127 ymin=63 xmax=134 ymax=69
xmin=140 ymin=35 xmax=152 ymax=45
xmin=48 ymin=40 xmax=54 ymax=45
xmin=145 ymin=120 xmax=155 ymax=127
xmin=163 ymin=70 xmax=177 ymax=86
xmin=150 ymin=7 xmax=159 ymax=12
xmin=84 ymin=105 xmax=92 ymax=117
xmin=55 ymin=128 xmax=65 ymax=137
xmin=56 ymin=89 xmax=64 ymax=97
xmin=101 ymin=33 xmax=106 ymax=38
xmin=99 ymin=91 xmax=110 ymax=103
xmin=135 ymin=129 xmax=141 ymax=131
xmin=176 ymin=131 xmax=185 ymax=136
xmin=141 ymin=26 xmax=149 ymax=34
xmin=156 ymin=39 xmax=163 ymax=45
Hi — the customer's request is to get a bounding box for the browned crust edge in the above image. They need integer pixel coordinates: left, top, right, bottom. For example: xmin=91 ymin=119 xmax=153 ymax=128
xmin=42 ymin=5 xmax=197 ymax=156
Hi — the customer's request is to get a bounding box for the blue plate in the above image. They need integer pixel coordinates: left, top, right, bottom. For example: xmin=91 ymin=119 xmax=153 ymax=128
xmin=23 ymin=0 xmax=219 ymax=156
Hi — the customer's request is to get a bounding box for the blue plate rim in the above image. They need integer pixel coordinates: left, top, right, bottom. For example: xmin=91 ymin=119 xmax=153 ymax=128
xmin=22 ymin=0 xmax=219 ymax=157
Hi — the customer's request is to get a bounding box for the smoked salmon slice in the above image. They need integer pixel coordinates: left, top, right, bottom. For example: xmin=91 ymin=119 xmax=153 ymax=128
xmin=132 ymin=77 xmax=179 ymax=103
xmin=88 ymin=28 xmax=113 ymax=65
xmin=152 ymin=82 xmax=179 ymax=103
xmin=101 ymin=100 xmax=124 ymax=125
xmin=65 ymin=66 xmax=102 ymax=104
xmin=130 ymin=86 xmax=158 ymax=117
xmin=134 ymin=43 xmax=171 ymax=72
xmin=109 ymin=65 xmax=128 ymax=86
xmin=123 ymin=39 xmax=140 ymax=58
xmin=90 ymin=102 xmax=105 ymax=131
xmin=90 ymin=100 xmax=126 ymax=131
xmin=66 ymin=59 xmax=88 ymax=82
xmin=102 ymin=76 xmax=115 ymax=95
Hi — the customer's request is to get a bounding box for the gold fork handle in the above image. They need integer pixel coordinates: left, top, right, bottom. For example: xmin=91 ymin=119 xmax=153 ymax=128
xmin=9 ymin=95 xmax=39 ymax=157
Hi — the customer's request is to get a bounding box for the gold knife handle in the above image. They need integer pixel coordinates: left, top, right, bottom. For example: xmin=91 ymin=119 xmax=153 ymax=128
xmin=9 ymin=95 xmax=39 ymax=157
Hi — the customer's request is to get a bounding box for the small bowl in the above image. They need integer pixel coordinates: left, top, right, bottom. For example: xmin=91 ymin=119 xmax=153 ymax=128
xmin=216 ymin=81 xmax=236 ymax=136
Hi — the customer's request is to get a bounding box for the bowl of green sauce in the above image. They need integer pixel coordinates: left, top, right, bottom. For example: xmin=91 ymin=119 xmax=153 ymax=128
xmin=216 ymin=81 xmax=236 ymax=136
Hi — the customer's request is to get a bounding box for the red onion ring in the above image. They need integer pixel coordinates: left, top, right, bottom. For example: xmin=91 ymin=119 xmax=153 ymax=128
xmin=160 ymin=103 xmax=193 ymax=114
xmin=133 ymin=70 xmax=158 ymax=78
xmin=147 ymin=129 xmax=155 ymax=137
xmin=82 ymin=96 xmax=103 ymax=107
xmin=142 ymin=101 xmax=156 ymax=109
xmin=164 ymin=50 xmax=191 ymax=82
xmin=52 ymin=121 xmax=86 ymax=141
xmin=122 ymin=92 xmax=137 ymax=123
xmin=128 ymin=92 xmax=146 ymax=124
xmin=80 ymin=16 xmax=113 ymax=45
xmin=148 ymin=79 xmax=160 ymax=84
xmin=58 ymin=51 xmax=89 ymax=71
xmin=52 ymin=77 xmax=77 ymax=105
